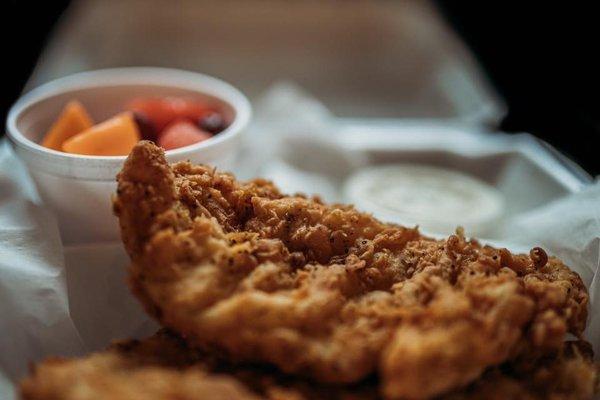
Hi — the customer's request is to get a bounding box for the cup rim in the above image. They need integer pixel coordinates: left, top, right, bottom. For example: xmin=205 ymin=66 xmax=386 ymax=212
xmin=6 ymin=67 xmax=252 ymax=165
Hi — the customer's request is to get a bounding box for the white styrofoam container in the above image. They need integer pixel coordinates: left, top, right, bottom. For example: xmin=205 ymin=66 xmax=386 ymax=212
xmin=6 ymin=68 xmax=251 ymax=244
xmin=267 ymin=119 xmax=592 ymax=239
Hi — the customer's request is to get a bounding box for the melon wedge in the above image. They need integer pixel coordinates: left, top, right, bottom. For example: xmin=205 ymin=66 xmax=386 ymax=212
xmin=62 ymin=112 xmax=140 ymax=156
xmin=41 ymin=101 xmax=93 ymax=151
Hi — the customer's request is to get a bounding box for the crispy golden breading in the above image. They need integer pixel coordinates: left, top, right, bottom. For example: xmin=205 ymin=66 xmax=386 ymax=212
xmin=20 ymin=330 xmax=260 ymax=400
xmin=19 ymin=330 xmax=375 ymax=400
xmin=20 ymin=332 xmax=598 ymax=400
xmin=113 ymin=142 xmax=589 ymax=399
xmin=445 ymin=340 xmax=598 ymax=400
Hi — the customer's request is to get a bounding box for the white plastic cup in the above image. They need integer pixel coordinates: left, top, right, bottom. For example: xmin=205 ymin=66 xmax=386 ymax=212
xmin=6 ymin=67 xmax=251 ymax=244
xmin=343 ymin=164 xmax=505 ymax=237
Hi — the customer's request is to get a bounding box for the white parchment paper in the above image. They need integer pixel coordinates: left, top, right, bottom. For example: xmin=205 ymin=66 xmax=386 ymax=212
xmin=0 ymin=86 xmax=598 ymax=399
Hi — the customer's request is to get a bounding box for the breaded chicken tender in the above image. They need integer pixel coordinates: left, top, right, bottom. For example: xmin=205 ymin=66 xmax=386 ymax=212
xmin=20 ymin=330 xmax=262 ymax=400
xmin=20 ymin=331 xmax=598 ymax=400
xmin=113 ymin=142 xmax=589 ymax=399
xmin=20 ymin=330 xmax=377 ymax=400
xmin=444 ymin=340 xmax=598 ymax=400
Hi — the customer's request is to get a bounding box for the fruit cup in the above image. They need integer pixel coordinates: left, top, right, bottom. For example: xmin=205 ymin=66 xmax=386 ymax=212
xmin=6 ymin=68 xmax=251 ymax=244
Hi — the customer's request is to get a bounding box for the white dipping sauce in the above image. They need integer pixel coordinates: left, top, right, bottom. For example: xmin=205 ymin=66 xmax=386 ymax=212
xmin=343 ymin=164 xmax=504 ymax=237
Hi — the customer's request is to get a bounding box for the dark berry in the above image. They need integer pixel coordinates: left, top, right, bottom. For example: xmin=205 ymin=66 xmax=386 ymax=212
xmin=133 ymin=111 xmax=158 ymax=141
xmin=197 ymin=112 xmax=227 ymax=134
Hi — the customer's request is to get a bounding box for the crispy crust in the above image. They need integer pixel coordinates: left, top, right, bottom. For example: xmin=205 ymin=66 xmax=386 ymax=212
xmin=20 ymin=331 xmax=598 ymax=400
xmin=113 ymin=142 xmax=589 ymax=398
xmin=19 ymin=330 xmax=377 ymax=400
xmin=20 ymin=330 xmax=260 ymax=400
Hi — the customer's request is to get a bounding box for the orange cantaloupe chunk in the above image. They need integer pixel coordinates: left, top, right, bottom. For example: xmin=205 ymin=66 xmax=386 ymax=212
xmin=41 ymin=100 xmax=94 ymax=150
xmin=62 ymin=112 xmax=141 ymax=156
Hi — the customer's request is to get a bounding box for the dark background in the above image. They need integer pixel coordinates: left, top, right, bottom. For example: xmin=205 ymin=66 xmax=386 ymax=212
xmin=4 ymin=1 xmax=598 ymax=175
xmin=436 ymin=1 xmax=598 ymax=176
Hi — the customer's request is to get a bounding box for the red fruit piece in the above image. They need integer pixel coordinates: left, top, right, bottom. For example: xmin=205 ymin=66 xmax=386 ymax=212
xmin=158 ymin=119 xmax=212 ymax=150
xmin=126 ymin=97 xmax=211 ymax=131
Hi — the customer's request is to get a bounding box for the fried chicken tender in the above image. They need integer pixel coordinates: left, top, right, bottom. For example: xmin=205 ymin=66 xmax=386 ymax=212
xmin=113 ymin=142 xmax=589 ymax=399
xmin=19 ymin=330 xmax=376 ymax=400
xmin=20 ymin=331 xmax=598 ymax=400
xmin=20 ymin=330 xmax=261 ymax=400
xmin=444 ymin=340 xmax=598 ymax=400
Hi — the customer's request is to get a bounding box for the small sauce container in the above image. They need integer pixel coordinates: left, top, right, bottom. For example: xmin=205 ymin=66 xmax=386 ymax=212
xmin=343 ymin=164 xmax=505 ymax=237
xmin=6 ymin=67 xmax=251 ymax=244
